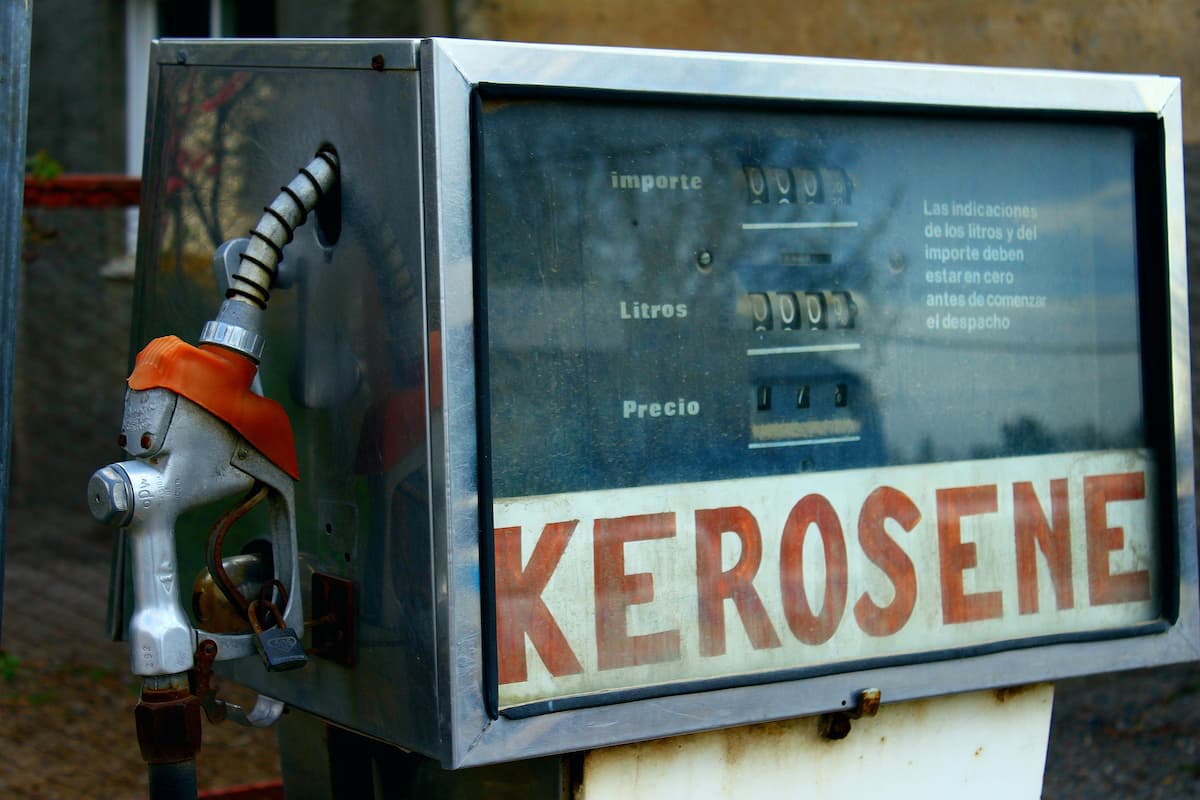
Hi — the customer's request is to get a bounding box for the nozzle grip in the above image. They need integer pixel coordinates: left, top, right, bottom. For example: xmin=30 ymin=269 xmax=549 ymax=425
xmin=119 ymin=447 xmax=255 ymax=675
xmin=105 ymin=385 xmax=304 ymax=674
xmin=199 ymin=444 xmax=305 ymax=661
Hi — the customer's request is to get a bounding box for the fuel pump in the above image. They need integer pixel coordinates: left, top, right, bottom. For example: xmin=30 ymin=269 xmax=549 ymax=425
xmin=88 ymin=150 xmax=338 ymax=796
xmin=92 ymin=37 xmax=1199 ymax=800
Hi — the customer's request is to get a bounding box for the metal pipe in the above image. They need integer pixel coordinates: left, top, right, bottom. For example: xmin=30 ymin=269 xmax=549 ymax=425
xmin=147 ymin=761 xmax=199 ymax=800
xmin=0 ymin=0 xmax=34 ymax=639
xmin=136 ymin=673 xmax=201 ymax=800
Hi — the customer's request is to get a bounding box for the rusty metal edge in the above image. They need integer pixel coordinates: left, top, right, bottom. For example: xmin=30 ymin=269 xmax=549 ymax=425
xmin=0 ymin=0 xmax=33 ymax=640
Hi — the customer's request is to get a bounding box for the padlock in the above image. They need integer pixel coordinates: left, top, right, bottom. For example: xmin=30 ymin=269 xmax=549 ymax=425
xmin=248 ymin=599 xmax=308 ymax=672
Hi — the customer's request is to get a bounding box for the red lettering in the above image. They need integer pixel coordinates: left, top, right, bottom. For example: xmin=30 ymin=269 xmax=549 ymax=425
xmin=1014 ymin=480 xmax=1074 ymax=614
xmin=695 ymin=507 xmax=782 ymax=656
xmin=937 ymin=485 xmax=1003 ymax=624
xmin=853 ymin=486 xmax=921 ymax=637
xmin=779 ymin=495 xmax=847 ymax=645
xmin=495 ymin=522 xmax=583 ymax=684
xmin=1085 ymin=472 xmax=1150 ymax=605
xmin=594 ymin=513 xmax=681 ymax=670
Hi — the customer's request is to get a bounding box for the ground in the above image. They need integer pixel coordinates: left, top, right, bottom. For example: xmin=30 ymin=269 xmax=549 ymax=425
xmin=0 ymin=506 xmax=281 ymax=798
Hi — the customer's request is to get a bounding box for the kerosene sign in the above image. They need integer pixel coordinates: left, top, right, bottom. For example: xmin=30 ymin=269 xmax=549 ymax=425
xmin=494 ymin=452 xmax=1157 ymax=707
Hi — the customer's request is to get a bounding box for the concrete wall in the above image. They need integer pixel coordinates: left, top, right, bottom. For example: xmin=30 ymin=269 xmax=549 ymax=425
xmin=276 ymin=0 xmax=452 ymax=38
xmin=456 ymin=0 xmax=1200 ymax=139
xmin=25 ymin=0 xmax=125 ymax=172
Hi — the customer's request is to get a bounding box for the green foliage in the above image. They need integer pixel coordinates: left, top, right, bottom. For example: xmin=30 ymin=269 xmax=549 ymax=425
xmin=24 ymin=148 xmax=62 ymax=181
xmin=0 ymin=651 xmax=19 ymax=683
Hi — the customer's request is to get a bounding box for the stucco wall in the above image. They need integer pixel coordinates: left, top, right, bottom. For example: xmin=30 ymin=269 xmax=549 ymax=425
xmin=15 ymin=0 xmax=129 ymax=507
xmin=276 ymin=0 xmax=452 ymax=39
xmin=456 ymin=0 xmax=1200 ymax=138
xmin=25 ymin=0 xmax=124 ymax=171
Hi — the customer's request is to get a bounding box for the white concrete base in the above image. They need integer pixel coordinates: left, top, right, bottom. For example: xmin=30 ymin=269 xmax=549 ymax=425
xmin=579 ymin=685 xmax=1054 ymax=800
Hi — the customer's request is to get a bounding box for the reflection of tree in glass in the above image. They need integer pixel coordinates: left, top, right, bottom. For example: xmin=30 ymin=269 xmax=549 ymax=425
xmin=1000 ymin=416 xmax=1058 ymax=455
xmin=160 ymin=70 xmax=260 ymax=275
xmin=916 ymin=435 xmax=936 ymax=464
xmin=967 ymin=415 xmax=1142 ymax=461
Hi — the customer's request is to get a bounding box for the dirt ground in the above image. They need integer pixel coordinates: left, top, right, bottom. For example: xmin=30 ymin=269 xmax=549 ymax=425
xmin=0 ymin=506 xmax=282 ymax=798
xmin=1045 ymin=664 xmax=1200 ymax=799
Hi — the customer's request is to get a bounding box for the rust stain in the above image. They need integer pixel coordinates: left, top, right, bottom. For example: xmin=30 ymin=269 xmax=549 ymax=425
xmin=994 ymin=683 xmax=1046 ymax=703
xmin=725 ymin=718 xmax=801 ymax=762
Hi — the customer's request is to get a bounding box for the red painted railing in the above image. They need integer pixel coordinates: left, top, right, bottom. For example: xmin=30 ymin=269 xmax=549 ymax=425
xmin=197 ymin=779 xmax=285 ymax=800
xmin=23 ymin=174 xmax=140 ymax=208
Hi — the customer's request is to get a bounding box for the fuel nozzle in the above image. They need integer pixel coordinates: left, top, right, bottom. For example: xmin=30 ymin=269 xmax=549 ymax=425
xmin=88 ymin=149 xmax=339 ymax=799
xmin=88 ymin=148 xmax=338 ymax=676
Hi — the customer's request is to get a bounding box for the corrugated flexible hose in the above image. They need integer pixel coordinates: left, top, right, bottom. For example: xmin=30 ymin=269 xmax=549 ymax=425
xmin=228 ymin=149 xmax=339 ymax=310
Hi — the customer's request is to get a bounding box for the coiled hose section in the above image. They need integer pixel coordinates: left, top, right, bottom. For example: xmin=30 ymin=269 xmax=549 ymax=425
xmin=229 ymin=149 xmax=339 ymax=310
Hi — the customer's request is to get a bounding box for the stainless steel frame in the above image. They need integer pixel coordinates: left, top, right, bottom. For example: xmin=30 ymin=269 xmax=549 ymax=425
xmin=137 ymin=38 xmax=1196 ymax=769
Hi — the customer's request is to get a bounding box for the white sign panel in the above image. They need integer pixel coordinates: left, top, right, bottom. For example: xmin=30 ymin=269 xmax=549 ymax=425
xmin=493 ymin=450 xmax=1159 ymax=709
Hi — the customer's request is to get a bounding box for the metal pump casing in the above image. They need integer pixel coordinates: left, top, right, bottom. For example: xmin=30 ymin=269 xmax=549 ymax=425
xmin=123 ymin=38 xmax=1198 ymax=769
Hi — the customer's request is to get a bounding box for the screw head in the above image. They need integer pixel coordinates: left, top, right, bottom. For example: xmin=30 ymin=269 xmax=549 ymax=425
xmin=88 ymin=466 xmax=134 ymax=527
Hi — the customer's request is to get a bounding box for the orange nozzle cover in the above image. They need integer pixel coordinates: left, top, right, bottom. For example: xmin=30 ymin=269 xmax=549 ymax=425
xmin=127 ymin=336 xmax=300 ymax=480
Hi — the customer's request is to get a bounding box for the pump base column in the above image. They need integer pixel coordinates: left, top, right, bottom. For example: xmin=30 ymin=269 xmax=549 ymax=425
xmin=579 ymin=685 xmax=1054 ymax=800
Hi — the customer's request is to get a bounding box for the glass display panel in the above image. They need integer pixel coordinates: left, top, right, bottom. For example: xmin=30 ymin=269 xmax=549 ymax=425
xmin=477 ymin=97 xmax=1165 ymax=712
